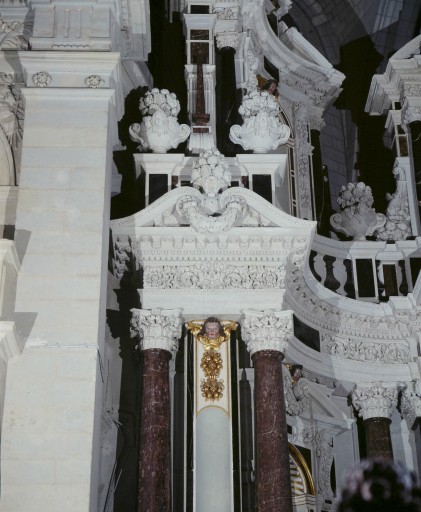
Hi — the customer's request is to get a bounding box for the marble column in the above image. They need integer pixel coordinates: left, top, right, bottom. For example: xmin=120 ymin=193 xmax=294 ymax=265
xmin=241 ymin=309 xmax=294 ymax=512
xmin=215 ymin=31 xmax=240 ymax=155
xmin=352 ymin=382 xmax=398 ymax=459
xmin=130 ymin=308 xmax=182 ymax=512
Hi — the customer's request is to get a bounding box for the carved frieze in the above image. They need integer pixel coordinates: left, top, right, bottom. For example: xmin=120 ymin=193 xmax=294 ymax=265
xmin=352 ymin=382 xmax=398 ymax=420
xmin=144 ymin=263 xmax=286 ymax=289
xmin=321 ymin=334 xmax=411 ymax=364
xmin=130 ymin=307 xmax=182 ymax=354
xmin=241 ymin=309 xmax=293 ymax=356
xmin=213 ymin=6 xmax=239 ymax=20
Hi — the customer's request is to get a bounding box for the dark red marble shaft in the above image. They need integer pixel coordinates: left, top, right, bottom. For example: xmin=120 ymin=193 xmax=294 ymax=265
xmin=138 ymin=349 xmax=171 ymax=512
xmin=252 ymin=350 xmax=293 ymax=512
xmin=364 ymin=417 xmax=393 ymax=459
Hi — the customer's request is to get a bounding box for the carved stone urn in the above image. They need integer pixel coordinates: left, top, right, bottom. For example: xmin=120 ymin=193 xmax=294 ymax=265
xmin=129 ymin=88 xmax=190 ymax=153
xmin=330 ymin=182 xmax=386 ymax=240
xmin=229 ymin=90 xmax=290 ymax=153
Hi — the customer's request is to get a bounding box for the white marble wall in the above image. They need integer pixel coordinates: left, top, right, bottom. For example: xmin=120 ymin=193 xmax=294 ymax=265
xmin=0 ymin=54 xmax=120 ymax=512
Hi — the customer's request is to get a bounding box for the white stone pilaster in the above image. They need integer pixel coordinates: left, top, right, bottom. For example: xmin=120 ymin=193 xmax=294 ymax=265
xmin=241 ymin=309 xmax=293 ymax=356
xmin=352 ymin=382 xmax=398 ymax=420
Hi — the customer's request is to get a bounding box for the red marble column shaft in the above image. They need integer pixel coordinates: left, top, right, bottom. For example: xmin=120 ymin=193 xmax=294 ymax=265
xmin=364 ymin=417 xmax=393 ymax=459
xmin=252 ymin=350 xmax=293 ymax=512
xmin=138 ymin=349 xmax=171 ymax=512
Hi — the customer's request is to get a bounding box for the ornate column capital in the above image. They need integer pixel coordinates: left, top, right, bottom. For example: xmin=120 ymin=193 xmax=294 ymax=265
xmin=241 ymin=309 xmax=293 ymax=356
xmin=401 ymin=104 xmax=421 ymax=126
xmin=215 ymin=31 xmax=240 ymax=51
xmin=130 ymin=307 xmax=182 ymax=354
xmin=352 ymin=382 xmax=398 ymax=421
xmin=401 ymin=381 xmax=421 ymax=429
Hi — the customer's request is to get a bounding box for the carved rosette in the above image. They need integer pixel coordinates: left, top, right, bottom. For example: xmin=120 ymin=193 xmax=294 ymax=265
xmin=32 ymin=71 xmax=52 ymax=88
xmin=241 ymin=309 xmax=293 ymax=356
xmin=401 ymin=381 xmax=421 ymax=429
xmin=352 ymin=382 xmax=398 ymax=421
xmin=130 ymin=308 xmax=182 ymax=355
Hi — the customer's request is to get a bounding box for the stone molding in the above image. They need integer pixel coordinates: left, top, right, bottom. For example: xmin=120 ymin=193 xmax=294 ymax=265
xmin=352 ymin=382 xmax=399 ymax=420
xmin=401 ymin=381 xmax=421 ymax=429
xmin=130 ymin=307 xmax=182 ymax=354
xmin=241 ymin=309 xmax=293 ymax=356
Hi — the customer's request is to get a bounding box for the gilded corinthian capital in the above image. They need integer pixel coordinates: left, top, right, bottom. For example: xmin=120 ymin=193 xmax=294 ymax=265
xmin=130 ymin=307 xmax=182 ymax=354
xmin=241 ymin=309 xmax=293 ymax=356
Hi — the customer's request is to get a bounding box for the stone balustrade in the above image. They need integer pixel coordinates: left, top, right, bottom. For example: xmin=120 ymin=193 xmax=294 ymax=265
xmin=309 ymin=234 xmax=421 ymax=302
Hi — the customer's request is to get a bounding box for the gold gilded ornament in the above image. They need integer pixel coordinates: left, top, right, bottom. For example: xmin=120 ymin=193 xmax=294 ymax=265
xmin=186 ymin=317 xmax=237 ymax=402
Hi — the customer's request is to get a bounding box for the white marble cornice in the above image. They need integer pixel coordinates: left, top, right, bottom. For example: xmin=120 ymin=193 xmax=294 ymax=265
xmin=352 ymin=382 xmax=399 ymax=420
xmin=130 ymin=307 xmax=182 ymax=355
xmin=241 ymin=309 xmax=293 ymax=356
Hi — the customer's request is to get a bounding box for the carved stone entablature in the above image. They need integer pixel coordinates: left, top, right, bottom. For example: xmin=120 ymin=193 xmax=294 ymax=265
xmin=283 ymin=366 xmax=309 ymax=416
xmin=130 ymin=308 xmax=182 ymax=355
xmin=215 ymin=31 xmax=240 ymax=51
xmin=352 ymin=382 xmax=399 ymax=420
xmin=401 ymin=381 xmax=421 ymax=429
xmin=321 ymin=334 xmax=411 ymax=364
xmin=145 ymin=263 xmax=285 ymax=289
xmin=241 ymin=309 xmax=293 ymax=356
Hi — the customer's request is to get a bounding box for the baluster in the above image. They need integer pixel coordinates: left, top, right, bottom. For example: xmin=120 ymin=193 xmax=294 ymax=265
xmin=343 ymin=259 xmax=355 ymax=299
xmin=323 ymin=254 xmax=340 ymax=293
xmin=376 ymin=260 xmax=386 ymax=301
xmin=398 ymin=260 xmax=409 ymax=295
xmin=309 ymin=250 xmax=322 ymax=282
